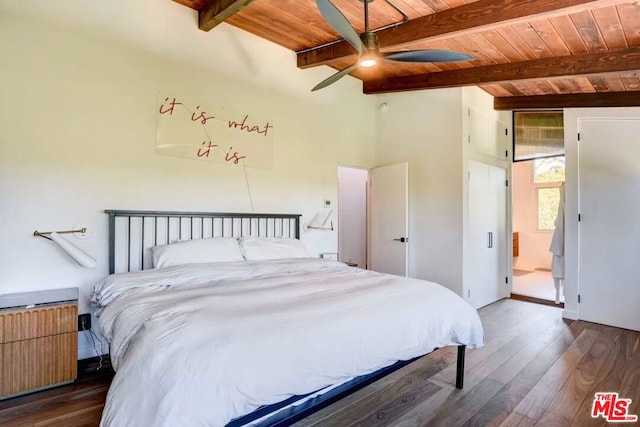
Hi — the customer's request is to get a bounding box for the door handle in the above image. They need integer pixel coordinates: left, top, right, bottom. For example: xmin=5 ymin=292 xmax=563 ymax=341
xmin=487 ymin=232 xmax=493 ymax=248
xmin=393 ymin=237 xmax=409 ymax=243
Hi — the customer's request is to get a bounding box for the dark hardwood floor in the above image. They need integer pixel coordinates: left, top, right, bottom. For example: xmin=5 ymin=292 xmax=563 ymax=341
xmin=0 ymin=368 xmax=113 ymax=427
xmin=1 ymin=299 xmax=637 ymax=426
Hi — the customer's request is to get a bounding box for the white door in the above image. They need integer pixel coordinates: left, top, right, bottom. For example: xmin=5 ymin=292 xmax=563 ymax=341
xmin=369 ymin=162 xmax=408 ymax=276
xmin=468 ymin=160 xmax=507 ymax=308
xmin=578 ymin=118 xmax=640 ymax=331
xmin=490 ymin=164 xmax=508 ymax=302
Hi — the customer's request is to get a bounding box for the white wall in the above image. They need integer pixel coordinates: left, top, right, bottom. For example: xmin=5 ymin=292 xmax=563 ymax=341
xmin=374 ymin=89 xmax=464 ymax=295
xmin=0 ymin=2 xmax=377 ymax=358
xmin=372 ymin=87 xmax=511 ymax=299
xmin=563 ymin=107 xmax=640 ymax=321
xmin=512 ymin=161 xmax=553 ymax=271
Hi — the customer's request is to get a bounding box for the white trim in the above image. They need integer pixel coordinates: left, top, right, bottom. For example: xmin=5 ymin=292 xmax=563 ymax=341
xmin=562 ymin=309 xmax=578 ymax=320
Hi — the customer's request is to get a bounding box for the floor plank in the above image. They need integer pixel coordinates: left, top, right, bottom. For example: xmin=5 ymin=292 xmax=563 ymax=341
xmin=570 ymin=329 xmax=640 ymax=427
xmin=310 ymin=375 xmax=443 ymax=427
xmin=534 ymin=325 xmax=619 ymax=426
xmin=462 ymin=315 xmax=574 ymax=426
xmin=512 ymin=327 xmax=600 ymax=420
xmin=498 ymin=412 xmax=537 ymax=427
xmin=0 ymin=299 xmax=637 ymax=427
xmin=0 ymin=371 xmax=112 ymax=427
xmin=297 ymin=347 xmax=459 ymax=426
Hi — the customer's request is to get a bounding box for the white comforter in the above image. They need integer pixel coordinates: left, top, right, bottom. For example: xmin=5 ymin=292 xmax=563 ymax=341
xmin=93 ymin=258 xmax=484 ymax=427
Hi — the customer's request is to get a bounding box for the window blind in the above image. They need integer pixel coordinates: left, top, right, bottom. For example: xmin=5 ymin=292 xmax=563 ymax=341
xmin=513 ymin=111 xmax=564 ymax=161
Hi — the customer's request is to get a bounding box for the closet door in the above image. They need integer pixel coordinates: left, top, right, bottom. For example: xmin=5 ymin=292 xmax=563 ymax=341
xmin=489 ymin=164 xmax=507 ymax=301
xmin=578 ymin=118 xmax=640 ymax=331
xmin=468 ymin=161 xmax=507 ymax=308
xmin=468 ymin=108 xmax=510 ymax=160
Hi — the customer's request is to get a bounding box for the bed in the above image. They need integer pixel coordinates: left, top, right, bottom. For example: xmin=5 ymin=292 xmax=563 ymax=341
xmin=93 ymin=210 xmax=484 ymax=427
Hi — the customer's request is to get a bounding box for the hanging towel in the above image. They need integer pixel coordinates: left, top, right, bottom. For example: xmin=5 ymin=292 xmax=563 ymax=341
xmin=549 ymin=183 xmax=565 ymax=279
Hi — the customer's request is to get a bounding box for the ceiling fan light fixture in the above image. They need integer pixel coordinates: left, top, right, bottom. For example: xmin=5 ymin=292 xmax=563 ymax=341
xmin=312 ymin=0 xmax=473 ymax=91
xmin=360 ymin=58 xmax=377 ymax=67
xmin=359 ymin=51 xmax=378 ymax=67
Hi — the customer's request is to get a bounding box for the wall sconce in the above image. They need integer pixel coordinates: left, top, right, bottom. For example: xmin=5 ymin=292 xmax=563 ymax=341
xmin=303 ymin=209 xmax=334 ymax=232
xmin=33 ymin=228 xmax=97 ymax=268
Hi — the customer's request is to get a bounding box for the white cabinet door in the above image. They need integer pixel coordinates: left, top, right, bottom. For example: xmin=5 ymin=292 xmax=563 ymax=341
xmin=469 ymin=107 xmax=490 ymax=155
xmin=495 ymin=120 xmax=510 ymax=160
xmin=468 ymin=160 xmax=507 ymax=308
xmin=369 ymin=162 xmax=408 ymax=276
xmin=578 ymin=118 xmax=640 ymax=331
xmin=489 ymin=164 xmax=508 ymax=300
xmin=469 ymin=108 xmax=509 ymax=160
xmin=468 ymin=160 xmax=492 ymax=306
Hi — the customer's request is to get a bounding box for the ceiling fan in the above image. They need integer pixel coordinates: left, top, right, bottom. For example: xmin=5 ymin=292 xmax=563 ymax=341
xmin=312 ymin=0 xmax=473 ymax=91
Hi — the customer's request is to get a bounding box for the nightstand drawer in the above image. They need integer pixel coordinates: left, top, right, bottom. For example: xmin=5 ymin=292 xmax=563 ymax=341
xmin=0 ymin=333 xmax=77 ymax=398
xmin=0 ymin=304 xmax=77 ymax=344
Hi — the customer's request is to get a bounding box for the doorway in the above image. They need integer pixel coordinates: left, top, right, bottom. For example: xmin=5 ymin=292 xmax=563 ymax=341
xmin=337 ymin=163 xmax=409 ymax=275
xmin=511 ymin=157 xmax=565 ymax=306
xmin=337 ymin=166 xmax=368 ymax=269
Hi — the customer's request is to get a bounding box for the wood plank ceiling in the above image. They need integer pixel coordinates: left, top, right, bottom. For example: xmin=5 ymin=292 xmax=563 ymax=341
xmin=175 ymin=0 xmax=640 ymax=108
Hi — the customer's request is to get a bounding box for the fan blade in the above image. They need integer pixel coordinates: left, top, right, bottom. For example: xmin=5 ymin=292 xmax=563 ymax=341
xmin=385 ymin=49 xmax=473 ymax=63
xmin=316 ymin=0 xmax=363 ymax=55
xmin=311 ymin=64 xmax=358 ymax=92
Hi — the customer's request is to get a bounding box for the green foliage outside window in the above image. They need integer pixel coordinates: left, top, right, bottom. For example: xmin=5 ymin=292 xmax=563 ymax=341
xmin=534 ymin=157 xmax=565 ymax=230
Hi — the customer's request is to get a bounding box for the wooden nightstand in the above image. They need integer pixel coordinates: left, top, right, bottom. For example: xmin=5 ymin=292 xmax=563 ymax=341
xmin=0 ymin=288 xmax=78 ymax=400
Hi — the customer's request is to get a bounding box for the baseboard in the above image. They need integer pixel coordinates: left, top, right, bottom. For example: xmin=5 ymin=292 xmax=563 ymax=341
xmin=77 ymin=354 xmax=113 ymax=377
xmin=510 ymin=293 xmax=564 ymax=308
xmin=78 ymin=344 xmax=109 ymax=360
xmin=562 ymin=309 xmax=578 ymax=320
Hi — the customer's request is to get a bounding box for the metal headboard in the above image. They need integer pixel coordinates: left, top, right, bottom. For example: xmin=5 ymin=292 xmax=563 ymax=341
xmin=106 ymin=210 xmax=301 ymax=274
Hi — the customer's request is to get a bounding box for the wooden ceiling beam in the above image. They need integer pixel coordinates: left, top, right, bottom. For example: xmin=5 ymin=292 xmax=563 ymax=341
xmin=297 ymin=0 xmax=627 ymax=69
xmin=198 ymin=0 xmax=255 ymax=31
xmin=362 ymin=47 xmax=640 ymax=94
xmin=494 ymin=91 xmax=640 ymax=109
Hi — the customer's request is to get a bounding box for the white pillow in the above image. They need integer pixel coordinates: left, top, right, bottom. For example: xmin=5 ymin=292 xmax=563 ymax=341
xmin=151 ymin=237 xmax=244 ymax=268
xmin=239 ymin=237 xmax=310 ymax=260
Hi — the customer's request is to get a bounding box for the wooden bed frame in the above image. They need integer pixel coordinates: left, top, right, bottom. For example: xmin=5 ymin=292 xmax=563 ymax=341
xmin=105 ymin=209 xmax=466 ymax=426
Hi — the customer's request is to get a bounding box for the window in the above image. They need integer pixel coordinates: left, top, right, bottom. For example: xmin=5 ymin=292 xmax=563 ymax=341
xmin=513 ymin=111 xmax=564 ymax=162
xmin=534 ymin=157 xmax=565 ymax=231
